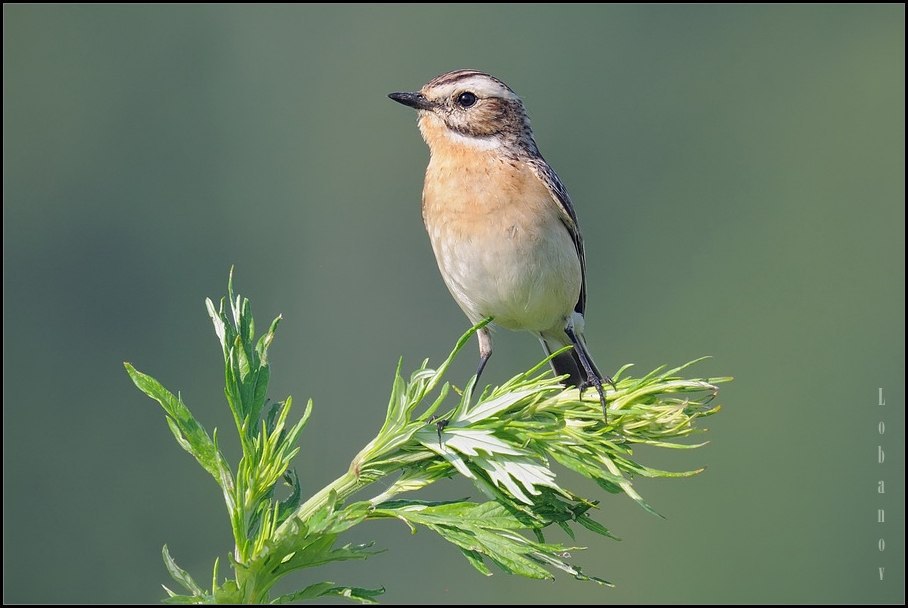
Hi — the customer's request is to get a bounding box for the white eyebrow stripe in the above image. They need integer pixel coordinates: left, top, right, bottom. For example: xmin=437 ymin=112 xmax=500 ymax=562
xmin=428 ymin=75 xmax=520 ymax=102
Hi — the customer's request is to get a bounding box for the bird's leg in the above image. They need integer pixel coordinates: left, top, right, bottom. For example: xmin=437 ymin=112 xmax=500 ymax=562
xmin=475 ymin=325 xmax=493 ymax=386
xmin=564 ymin=325 xmax=609 ymax=421
xmin=427 ymin=326 xmax=492 ymax=449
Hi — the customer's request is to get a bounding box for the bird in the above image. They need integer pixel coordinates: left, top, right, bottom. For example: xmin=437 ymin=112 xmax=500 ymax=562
xmin=389 ymin=69 xmax=613 ymax=418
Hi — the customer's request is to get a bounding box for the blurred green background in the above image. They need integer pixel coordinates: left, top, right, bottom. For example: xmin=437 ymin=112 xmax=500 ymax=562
xmin=3 ymin=4 xmax=904 ymax=604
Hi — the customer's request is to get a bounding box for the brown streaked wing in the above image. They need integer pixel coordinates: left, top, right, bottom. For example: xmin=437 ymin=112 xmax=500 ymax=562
xmin=526 ymin=157 xmax=588 ymax=315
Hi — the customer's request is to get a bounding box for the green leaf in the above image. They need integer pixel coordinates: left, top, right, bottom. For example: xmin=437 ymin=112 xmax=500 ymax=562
xmin=161 ymin=545 xmax=204 ymax=597
xmin=269 ymin=537 xmax=380 ymax=577
xmin=372 ymin=500 xmax=597 ymax=582
xmin=271 ymin=582 xmax=334 ymax=603
xmin=575 ymin=514 xmax=620 ymax=540
xmin=125 ymin=363 xmax=230 ymax=486
xmin=277 ymin=468 xmax=302 ymax=524
xmin=375 ymin=500 xmax=527 ymax=530
xmin=162 ymin=593 xmax=197 ymax=604
xmin=464 ymin=386 xmax=552 ymax=422
xmin=459 ymin=548 xmax=493 ymax=576
xmin=212 ymin=579 xmax=241 ymax=604
xmin=256 ymin=315 xmax=281 ymax=362
xmin=131 ymin=274 xmax=726 ymax=601
xmin=421 ymin=318 xmax=492 ymax=397
xmin=271 ymin=582 xmax=384 ymax=605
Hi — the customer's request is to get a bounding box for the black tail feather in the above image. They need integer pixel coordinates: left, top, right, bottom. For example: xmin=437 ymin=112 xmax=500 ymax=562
xmin=549 ymin=347 xmax=586 ymax=387
xmin=541 ymin=330 xmax=611 ymax=421
xmin=540 ymin=332 xmax=611 ymax=389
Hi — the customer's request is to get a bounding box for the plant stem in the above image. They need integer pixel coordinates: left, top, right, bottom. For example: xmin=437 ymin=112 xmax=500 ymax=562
xmin=277 ymin=468 xmax=363 ymax=535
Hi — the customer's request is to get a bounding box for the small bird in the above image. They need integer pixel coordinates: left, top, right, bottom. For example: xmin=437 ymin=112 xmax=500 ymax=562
xmin=389 ymin=69 xmax=612 ymax=418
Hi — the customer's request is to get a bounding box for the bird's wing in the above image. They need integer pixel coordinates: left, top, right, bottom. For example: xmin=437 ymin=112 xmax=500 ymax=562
xmin=527 ymin=157 xmax=588 ymax=315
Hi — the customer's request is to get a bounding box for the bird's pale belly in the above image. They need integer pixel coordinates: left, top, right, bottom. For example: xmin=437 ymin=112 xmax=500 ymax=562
xmin=427 ymin=213 xmax=581 ymax=332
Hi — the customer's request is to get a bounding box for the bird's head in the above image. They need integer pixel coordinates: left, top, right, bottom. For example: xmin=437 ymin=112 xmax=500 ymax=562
xmin=389 ymin=69 xmax=537 ymax=154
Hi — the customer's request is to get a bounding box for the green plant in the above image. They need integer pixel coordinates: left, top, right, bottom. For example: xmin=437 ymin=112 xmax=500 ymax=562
xmin=125 ymin=273 xmax=728 ymax=604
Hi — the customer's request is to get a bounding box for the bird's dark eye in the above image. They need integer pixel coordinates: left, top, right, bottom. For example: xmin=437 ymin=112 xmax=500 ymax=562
xmin=456 ymin=92 xmax=477 ymax=108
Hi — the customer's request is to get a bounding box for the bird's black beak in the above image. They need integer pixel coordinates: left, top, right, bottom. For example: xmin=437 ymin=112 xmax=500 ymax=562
xmin=388 ymin=91 xmax=434 ymax=111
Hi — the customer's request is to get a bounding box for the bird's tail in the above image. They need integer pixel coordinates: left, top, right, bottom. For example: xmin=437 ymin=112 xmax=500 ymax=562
xmin=538 ymin=330 xmax=602 ymax=388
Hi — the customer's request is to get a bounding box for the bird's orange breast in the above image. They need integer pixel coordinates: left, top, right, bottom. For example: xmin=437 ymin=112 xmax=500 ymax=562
xmin=419 ymin=128 xmax=581 ymax=331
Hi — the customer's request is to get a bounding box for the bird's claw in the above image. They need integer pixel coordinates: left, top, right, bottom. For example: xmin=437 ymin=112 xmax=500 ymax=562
xmin=428 ymin=415 xmax=450 ymax=448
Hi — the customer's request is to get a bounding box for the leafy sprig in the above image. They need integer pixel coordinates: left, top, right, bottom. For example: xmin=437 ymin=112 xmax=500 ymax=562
xmin=125 ymin=272 xmax=727 ymax=603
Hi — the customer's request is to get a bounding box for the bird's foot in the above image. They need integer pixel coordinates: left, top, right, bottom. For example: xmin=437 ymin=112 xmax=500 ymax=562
xmin=428 ymin=415 xmax=450 ymax=448
xmin=578 ymin=376 xmax=610 ymax=422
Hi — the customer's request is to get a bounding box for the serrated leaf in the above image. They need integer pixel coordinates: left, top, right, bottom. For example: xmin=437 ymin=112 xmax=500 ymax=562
xmin=464 ymin=529 xmax=554 ymax=580
xmin=271 ymin=582 xmax=384 ymax=605
xmin=419 ymin=426 xmax=530 ymax=460
xmin=464 ymin=387 xmax=549 ymax=422
xmin=134 ymin=287 xmax=724 ymax=600
xmin=575 ymin=514 xmax=620 ymax=540
xmin=273 ymin=538 xmax=381 ymax=576
xmin=271 ymin=581 xmax=335 ymax=603
xmin=125 ymin=364 xmax=227 ymax=484
xmin=474 ymin=457 xmax=565 ymax=505
xmin=372 ymin=500 xmax=602 ymax=582
xmin=376 ymin=500 xmax=528 ymax=531
xmin=212 ymin=579 xmax=240 ymax=603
